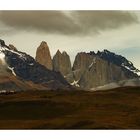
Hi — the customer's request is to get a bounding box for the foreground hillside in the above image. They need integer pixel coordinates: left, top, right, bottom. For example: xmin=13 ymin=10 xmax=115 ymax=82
xmin=0 ymin=87 xmax=140 ymax=129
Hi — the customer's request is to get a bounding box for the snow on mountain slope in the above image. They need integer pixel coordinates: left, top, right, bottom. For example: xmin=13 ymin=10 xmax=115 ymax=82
xmin=0 ymin=39 xmax=70 ymax=90
xmin=91 ymin=78 xmax=140 ymax=91
xmin=0 ymin=42 xmax=18 ymax=77
xmin=70 ymin=80 xmax=80 ymax=87
xmin=89 ymin=49 xmax=140 ymax=77
xmin=91 ymin=82 xmax=120 ymax=91
xmin=0 ymin=39 xmax=139 ymax=91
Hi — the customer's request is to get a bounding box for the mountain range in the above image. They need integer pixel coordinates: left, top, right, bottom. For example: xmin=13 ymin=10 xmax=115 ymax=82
xmin=0 ymin=39 xmax=139 ymax=92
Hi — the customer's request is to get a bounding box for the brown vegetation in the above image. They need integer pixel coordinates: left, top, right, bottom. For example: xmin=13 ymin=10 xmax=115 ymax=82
xmin=0 ymin=87 xmax=139 ymax=129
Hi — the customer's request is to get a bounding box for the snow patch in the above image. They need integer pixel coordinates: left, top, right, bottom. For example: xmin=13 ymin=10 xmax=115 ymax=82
xmin=29 ymin=63 xmax=34 ymax=66
xmin=121 ymin=63 xmax=140 ymax=76
xmin=0 ymin=45 xmax=27 ymax=61
xmin=128 ymin=61 xmax=132 ymax=65
xmin=91 ymin=78 xmax=140 ymax=91
xmin=89 ymin=62 xmax=94 ymax=69
xmin=137 ymin=71 xmax=140 ymax=76
xmin=91 ymin=82 xmax=120 ymax=91
xmin=71 ymin=80 xmax=80 ymax=87
xmin=89 ymin=58 xmax=96 ymax=69
xmin=122 ymin=64 xmax=131 ymax=71
xmin=8 ymin=66 xmax=16 ymax=76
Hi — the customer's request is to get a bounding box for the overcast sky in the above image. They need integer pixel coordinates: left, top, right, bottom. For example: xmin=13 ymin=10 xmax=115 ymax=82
xmin=0 ymin=11 xmax=140 ymax=69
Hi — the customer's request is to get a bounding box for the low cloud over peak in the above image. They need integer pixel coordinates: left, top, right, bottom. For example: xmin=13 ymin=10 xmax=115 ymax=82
xmin=0 ymin=11 xmax=138 ymax=35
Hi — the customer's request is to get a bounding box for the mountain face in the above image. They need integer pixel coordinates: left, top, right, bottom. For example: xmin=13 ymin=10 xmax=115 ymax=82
xmin=93 ymin=49 xmax=140 ymax=75
xmin=35 ymin=41 xmax=139 ymax=90
xmin=36 ymin=46 xmax=74 ymax=83
xmin=0 ymin=51 xmax=47 ymax=92
xmin=0 ymin=39 xmax=139 ymax=91
xmin=0 ymin=39 xmax=70 ymax=91
xmin=72 ymin=50 xmax=139 ymax=89
xmin=36 ymin=41 xmax=53 ymax=70
xmin=52 ymin=50 xmax=74 ymax=82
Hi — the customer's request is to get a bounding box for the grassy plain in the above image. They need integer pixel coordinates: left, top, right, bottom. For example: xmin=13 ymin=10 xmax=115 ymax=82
xmin=0 ymin=87 xmax=139 ymax=129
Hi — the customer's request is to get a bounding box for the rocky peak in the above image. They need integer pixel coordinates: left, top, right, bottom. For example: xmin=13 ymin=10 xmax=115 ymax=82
xmin=56 ymin=49 xmax=62 ymax=55
xmin=61 ymin=51 xmax=69 ymax=56
xmin=8 ymin=44 xmax=18 ymax=51
xmin=40 ymin=41 xmax=47 ymax=45
xmin=0 ymin=39 xmax=5 ymax=46
xmin=88 ymin=51 xmax=96 ymax=55
xmin=0 ymin=39 xmax=70 ymax=90
xmin=62 ymin=51 xmax=67 ymax=55
xmin=72 ymin=50 xmax=139 ymax=89
xmin=53 ymin=50 xmax=72 ymax=76
xmin=94 ymin=49 xmax=140 ymax=76
xmin=73 ymin=52 xmax=93 ymax=71
xmin=35 ymin=41 xmax=53 ymax=70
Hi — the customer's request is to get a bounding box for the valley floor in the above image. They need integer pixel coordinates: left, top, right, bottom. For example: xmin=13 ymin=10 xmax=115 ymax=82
xmin=0 ymin=87 xmax=140 ymax=129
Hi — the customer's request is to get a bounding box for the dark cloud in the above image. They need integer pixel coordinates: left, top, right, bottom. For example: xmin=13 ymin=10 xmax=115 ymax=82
xmin=72 ymin=11 xmax=138 ymax=34
xmin=0 ymin=11 xmax=80 ymax=34
xmin=0 ymin=11 xmax=138 ymax=35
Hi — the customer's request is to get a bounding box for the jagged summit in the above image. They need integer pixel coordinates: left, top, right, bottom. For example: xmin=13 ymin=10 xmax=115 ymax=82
xmin=72 ymin=49 xmax=139 ymax=89
xmin=88 ymin=49 xmax=140 ymax=76
xmin=53 ymin=49 xmax=72 ymax=77
xmin=40 ymin=41 xmax=47 ymax=45
xmin=36 ymin=41 xmax=53 ymax=70
xmin=0 ymin=39 xmax=139 ymax=91
xmin=0 ymin=39 xmax=70 ymax=91
xmin=56 ymin=49 xmax=61 ymax=55
xmin=8 ymin=44 xmax=18 ymax=51
xmin=0 ymin=40 xmax=18 ymax=52
xmin=62 ymin=51 xmax=67 ymax=55
xmin=0 ymin=39 xmax=5 ymax=46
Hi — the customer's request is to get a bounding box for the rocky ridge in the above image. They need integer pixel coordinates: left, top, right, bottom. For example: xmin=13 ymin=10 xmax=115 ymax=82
xmin=35 ymin=42 xmax=139 ymax=90
xmin=0 ymin=39 xmax=139 ymax=92
xmin=72 ymin=50 xmax=139 ymax=89
xmin=0 ymin=39 xmax=70 ymax=91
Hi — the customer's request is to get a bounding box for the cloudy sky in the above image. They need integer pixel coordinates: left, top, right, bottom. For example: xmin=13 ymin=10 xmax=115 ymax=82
xmin=0 ymin=11 xmax=140 ymax=69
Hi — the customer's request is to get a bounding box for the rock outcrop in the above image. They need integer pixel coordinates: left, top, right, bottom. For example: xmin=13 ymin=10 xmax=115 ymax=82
xmin=8 ymin=44 xmax=18 ymax=51
xmin=36 ymin=41 xmax=52 ymax=70
xmin=72 ymin=52 xmax=93 ymax=81
xmin=72 ymin=50 xmax=139 ymax=90
xmin=0 ymin=39 xmax=5 ymax=46
xmin=1 ymin=39 xmax=139 ymax=91
xmin=53 ymin=50 xmax=73 ymax=82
